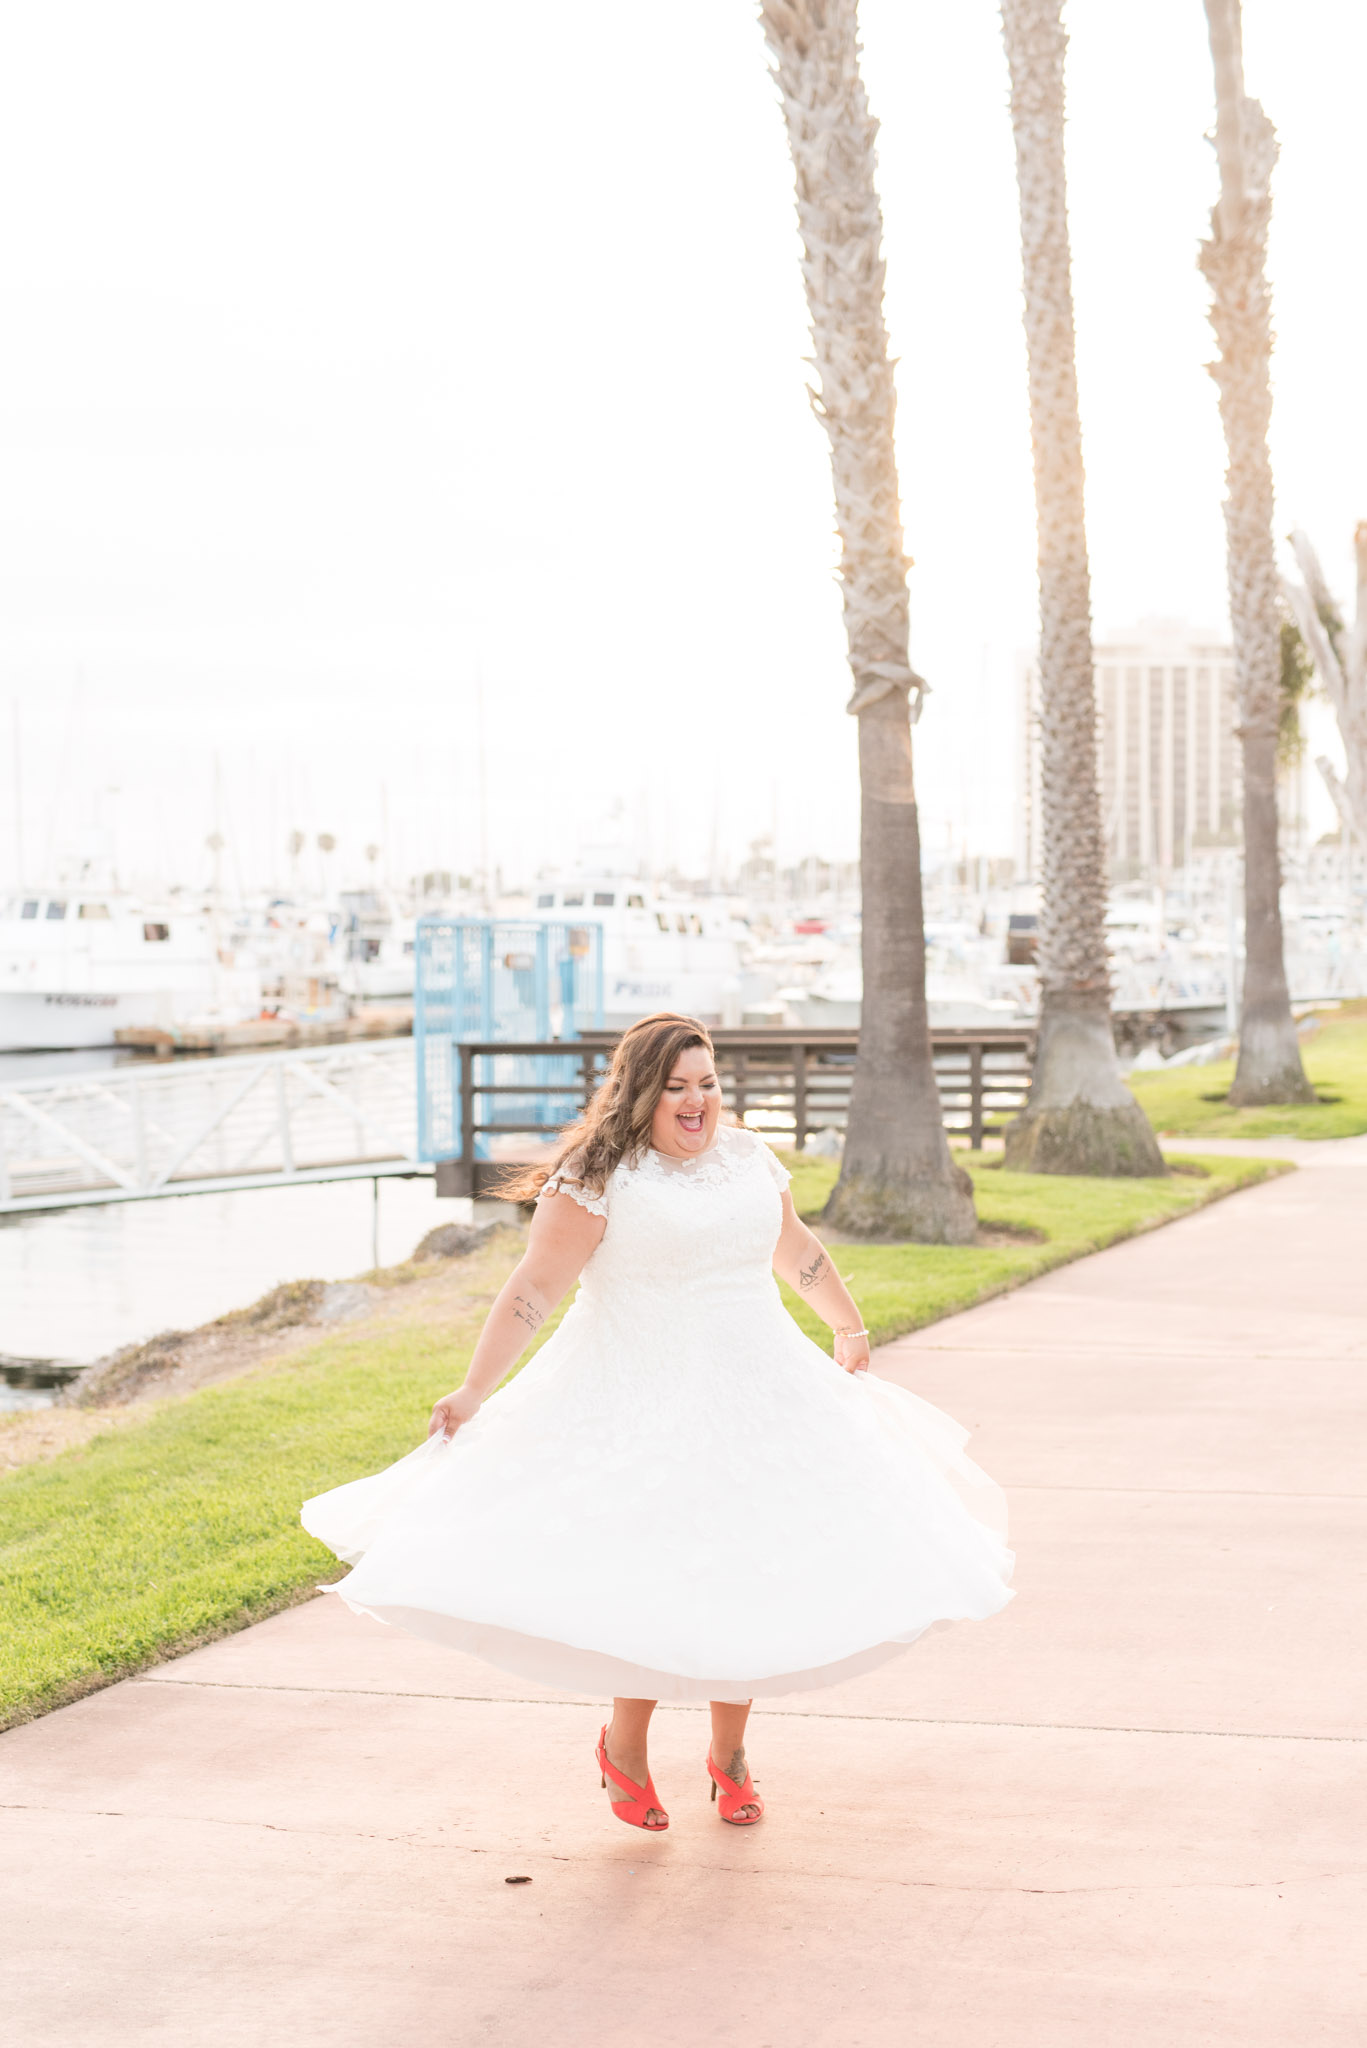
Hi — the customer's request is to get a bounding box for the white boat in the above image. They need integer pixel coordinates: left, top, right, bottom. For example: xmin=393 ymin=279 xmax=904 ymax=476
xmin=336 ymin=890 xmax=417 ymax=1001
xmin=223 ymin=898 xmax=351 ymax=1021
xmin=786 ymin=966 xmax=1026 ymax=1031
xmin=0 ymin=886 xmax=260 ymax=1050
xmin=529 ymin=877 xmax=749 ymax=1028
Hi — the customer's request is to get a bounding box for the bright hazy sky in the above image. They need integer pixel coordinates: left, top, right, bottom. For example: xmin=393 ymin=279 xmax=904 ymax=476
xmin=1 ymin=0 xmax=1363 ymax=895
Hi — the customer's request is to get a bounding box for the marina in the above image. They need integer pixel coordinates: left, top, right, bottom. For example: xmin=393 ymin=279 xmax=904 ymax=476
xmin=4 ymin=862 xmax=1366 ymax=1393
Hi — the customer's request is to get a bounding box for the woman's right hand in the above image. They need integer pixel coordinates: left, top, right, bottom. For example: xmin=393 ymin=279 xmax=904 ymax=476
xmin=428 ymin=1385 xmax=483 ymax=1441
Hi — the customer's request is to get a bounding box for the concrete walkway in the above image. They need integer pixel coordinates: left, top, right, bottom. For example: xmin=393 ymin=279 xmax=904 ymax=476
xmin=4 ymin=1145 xmax=1365 ymax=2046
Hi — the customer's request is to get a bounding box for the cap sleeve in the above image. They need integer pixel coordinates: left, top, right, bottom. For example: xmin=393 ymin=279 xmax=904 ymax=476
xmin=539 ymin=1157 xmax=609 ymax=1219
xmin=754 ymin=1135 xmax=791 ymax=1190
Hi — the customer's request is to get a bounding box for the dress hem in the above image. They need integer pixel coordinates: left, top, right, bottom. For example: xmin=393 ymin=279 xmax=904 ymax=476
xmin=321 ymin=1588 xmax=1001 ymax=1704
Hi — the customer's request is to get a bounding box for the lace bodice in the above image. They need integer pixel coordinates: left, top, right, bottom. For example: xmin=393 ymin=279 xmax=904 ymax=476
xmin=543 ymin=1123 xmax=789 ymax=1211
xmin=541 ymin=1124 xmax=792 ymax=1318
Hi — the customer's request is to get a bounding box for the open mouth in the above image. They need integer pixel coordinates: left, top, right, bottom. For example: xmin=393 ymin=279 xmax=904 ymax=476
xmin=678 ymin=1111 xmax=705 ymax=1134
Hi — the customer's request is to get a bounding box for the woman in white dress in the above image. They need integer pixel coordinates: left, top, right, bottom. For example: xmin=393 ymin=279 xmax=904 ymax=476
xmin=303 ymin=1012 xmax=1012 ymax=1832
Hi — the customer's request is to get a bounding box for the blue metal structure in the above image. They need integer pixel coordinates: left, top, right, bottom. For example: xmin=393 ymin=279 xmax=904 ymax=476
xmin=414 ymin=917 xmax=605 ymax=1163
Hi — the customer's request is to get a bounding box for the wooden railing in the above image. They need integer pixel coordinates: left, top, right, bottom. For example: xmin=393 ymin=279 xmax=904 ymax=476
xmin=433 ymin=1027 xmax=1034 ymax=1197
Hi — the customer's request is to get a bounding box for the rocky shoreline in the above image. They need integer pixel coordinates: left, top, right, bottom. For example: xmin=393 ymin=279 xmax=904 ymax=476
xmin=0 ymin=1218 xmax=521 ymax=1473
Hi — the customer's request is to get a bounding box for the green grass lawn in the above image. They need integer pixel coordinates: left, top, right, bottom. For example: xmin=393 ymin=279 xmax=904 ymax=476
xmin=0 ymin=1150 xmax=1285 ymax=1731
xmin=1127 ymin=1003 xmax=1367 ymax=1140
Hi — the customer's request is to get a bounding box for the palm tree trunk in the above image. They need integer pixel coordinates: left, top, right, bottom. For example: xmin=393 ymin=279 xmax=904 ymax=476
xmin=760 ymin=0 xmax=974 ymax=1241
xmin=1285 ymin=525 xmax=1367 ymax=842
xmin=1200 ymin=0 xmax=1314 ymax=1105
xmin=999 ymin=0 xmax=1165 ymax=1176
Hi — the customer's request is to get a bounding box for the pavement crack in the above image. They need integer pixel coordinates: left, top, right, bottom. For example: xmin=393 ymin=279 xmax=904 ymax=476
xmin=4 ymin=1803 xmax=1354 ymax=1896
xmin=899 ymin=1874 xmax=1350 ymax=1896
xmin=134 ymin=1681 xmax=1367 ymax=1744
xmin=0 ymin=1800 xmax=416 ymax=1844
xmin=719 ymin=1867 xmax=1354 ymax=1897
xmin=1004 ymin=1485 xmax=1367 ymax=1500
xmin=0 ymin=1803 xmax=129 ymax=1818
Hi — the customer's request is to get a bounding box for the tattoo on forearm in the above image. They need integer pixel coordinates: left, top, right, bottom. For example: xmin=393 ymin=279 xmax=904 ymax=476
xmin=798 ymin=1249 xmax=830 ymax=1291
xmin=510 ymin=1294 xmax=544 ymax=1333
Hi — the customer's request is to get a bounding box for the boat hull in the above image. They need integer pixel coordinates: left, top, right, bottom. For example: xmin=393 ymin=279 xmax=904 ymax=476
xmin=602 ymin=967 xmax=739 ymax=1030
xmin=0 ymin=991 xmax=174 ymax=1052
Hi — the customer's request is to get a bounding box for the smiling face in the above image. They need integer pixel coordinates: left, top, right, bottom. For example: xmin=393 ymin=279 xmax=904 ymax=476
xmin=649 ymin=1043 xmax=722 ymax=1158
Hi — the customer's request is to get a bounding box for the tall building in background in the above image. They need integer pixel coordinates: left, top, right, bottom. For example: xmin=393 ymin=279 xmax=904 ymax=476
xmin=1095 ymin=623 xmax=1239 ymax=879
xmin=1020 ymin=622 xmax=1239 ymax=882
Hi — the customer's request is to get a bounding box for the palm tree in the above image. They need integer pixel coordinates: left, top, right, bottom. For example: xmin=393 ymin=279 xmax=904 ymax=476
xmin=1284 ymin=524 xmax=1367 ymax=842
xmin=1199 ymin=0 xmax=1314 ymax=1105
xmin=759 ymin=0 xmax=974 ymax=1242
xmin=999 ymin=0 xmax=1165 ymax=1175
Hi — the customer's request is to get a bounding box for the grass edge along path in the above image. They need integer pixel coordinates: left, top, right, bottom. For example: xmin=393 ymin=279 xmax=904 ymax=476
xmin=777 ymin=1148 xmax=1286 ymax=1345
xmin=0 ymin=1151 xmax=1287 ymax=1732
xmin=1127 ymin=1002 xmax=1367 ymax=1140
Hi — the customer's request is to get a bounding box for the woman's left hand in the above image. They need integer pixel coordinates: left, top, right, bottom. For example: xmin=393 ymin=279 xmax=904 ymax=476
xmin=834 ymin=1329 xmax=871 ymax=1375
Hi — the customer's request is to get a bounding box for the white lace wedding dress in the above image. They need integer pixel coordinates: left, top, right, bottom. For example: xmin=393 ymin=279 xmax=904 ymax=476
xmin=302 ymin=1124 xmax=1013 ymax=1702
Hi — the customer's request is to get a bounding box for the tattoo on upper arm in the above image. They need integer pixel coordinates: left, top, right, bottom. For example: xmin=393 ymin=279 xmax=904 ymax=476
xmin=510 ymin=1293 xmax=544 ymax=1333
xmin=798 ymin=1249 xmax=830 ymax=1291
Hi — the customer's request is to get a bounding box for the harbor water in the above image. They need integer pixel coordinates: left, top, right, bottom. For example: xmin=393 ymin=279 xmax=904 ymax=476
xmin=0 ymin=1047 xmax=456 ymax=1404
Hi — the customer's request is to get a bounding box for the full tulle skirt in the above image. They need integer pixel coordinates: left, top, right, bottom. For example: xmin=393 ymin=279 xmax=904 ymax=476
xmin=302 ymin=1291 xmax=1014 ymax=1703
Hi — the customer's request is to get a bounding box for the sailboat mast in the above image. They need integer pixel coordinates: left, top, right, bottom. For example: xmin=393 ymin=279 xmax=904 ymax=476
xmin=10 ymin=699 xmax=23 ymax=888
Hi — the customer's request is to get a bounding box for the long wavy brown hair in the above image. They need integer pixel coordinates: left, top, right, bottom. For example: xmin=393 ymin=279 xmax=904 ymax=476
xmin=498 ymin=1011 xmax=716 ymax=1203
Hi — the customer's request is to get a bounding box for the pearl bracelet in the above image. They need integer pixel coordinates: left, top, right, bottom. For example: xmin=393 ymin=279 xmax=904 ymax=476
xmin=841 ymin=1327 xmax=870 ymax=1340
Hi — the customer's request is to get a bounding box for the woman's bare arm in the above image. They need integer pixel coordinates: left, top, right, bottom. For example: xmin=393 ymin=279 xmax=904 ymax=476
xmin=428 ymin=1189 xmax=606 ymax=1437
xmin=771 ymin=1189 xmax=870 ymax=1374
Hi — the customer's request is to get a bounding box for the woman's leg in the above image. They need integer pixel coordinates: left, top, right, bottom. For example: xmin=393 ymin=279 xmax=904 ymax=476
xmin=709 ymin=1700 xmax=760 ymax=1820
xmin=603 ymin=1698 xmax=666 ymax=1827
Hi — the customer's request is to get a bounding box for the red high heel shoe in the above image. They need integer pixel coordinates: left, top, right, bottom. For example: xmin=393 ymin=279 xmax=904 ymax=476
xmin=707 ymin=1749 xmax=764 ymax=1825
xmin=596 ymin=1725 xmax=669 ymax=1830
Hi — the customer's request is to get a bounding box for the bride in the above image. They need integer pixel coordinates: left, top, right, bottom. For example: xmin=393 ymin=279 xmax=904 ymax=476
xmin=303 ymin=1012 xmax=1013 ymax=1832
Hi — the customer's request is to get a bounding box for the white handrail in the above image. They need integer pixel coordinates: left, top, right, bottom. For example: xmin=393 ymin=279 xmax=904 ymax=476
xmin=0 ymin=1038 xmax=421 ymax=1213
